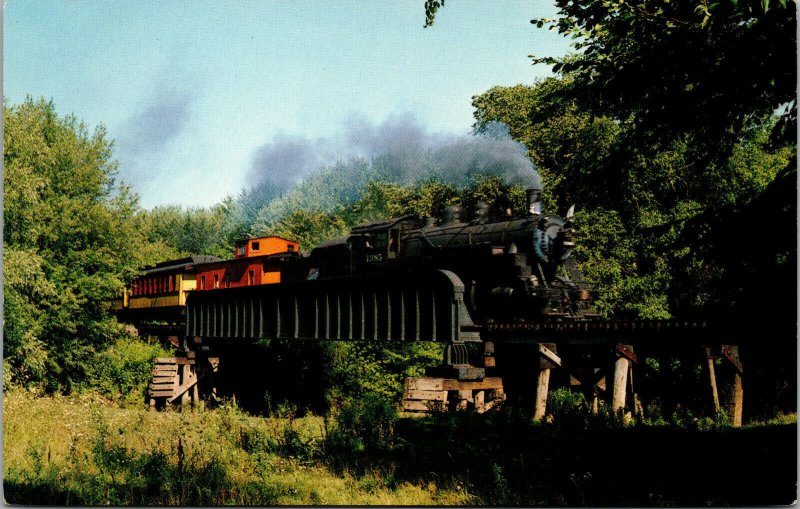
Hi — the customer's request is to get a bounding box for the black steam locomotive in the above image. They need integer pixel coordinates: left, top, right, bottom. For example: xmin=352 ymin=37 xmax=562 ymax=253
xmin=302 ymin=188 xmax=595 ymax=321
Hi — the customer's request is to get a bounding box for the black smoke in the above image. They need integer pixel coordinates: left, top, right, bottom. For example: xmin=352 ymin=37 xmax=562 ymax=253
xmin=246 ymin=133 xmax=332 ymax=200
xmin=245 ymin=113 xmax=540 ymax=199
xmin=115 ymin=80 xmax=195 ymax=187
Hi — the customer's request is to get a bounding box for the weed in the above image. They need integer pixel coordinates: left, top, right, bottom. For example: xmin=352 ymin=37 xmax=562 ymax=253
xmin=278 ymin=423 xmax=319 ymax=464
xmin=326 ymin=394 xmax=397 ymax=456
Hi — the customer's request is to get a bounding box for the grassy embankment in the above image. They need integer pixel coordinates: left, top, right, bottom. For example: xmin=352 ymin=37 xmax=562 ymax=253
xmin=4 ymin=388 xmax=797 ymax=506
xmin=3 ymin=389 xmax=472 ymax=505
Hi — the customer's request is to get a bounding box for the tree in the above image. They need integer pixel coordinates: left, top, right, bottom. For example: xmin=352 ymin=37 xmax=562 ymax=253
xmin=3 ymin=98 xmax=168 ymax=389
xmin=531 ymin=0 xmax=796 ymax=160
xmin=257 ymin=209 xmax=350 ymax=252
xmin=472 ymin=75 xmax=793 ymax=318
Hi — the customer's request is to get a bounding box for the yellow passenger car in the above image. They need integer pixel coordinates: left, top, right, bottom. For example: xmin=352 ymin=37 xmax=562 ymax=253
xmin=114 ymin=255 xmax=221 ymax=324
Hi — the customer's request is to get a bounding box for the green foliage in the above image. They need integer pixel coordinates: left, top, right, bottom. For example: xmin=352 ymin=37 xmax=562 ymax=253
xmin=547 ymin=387 xmax=591 ymax=429
xmin=3 ymin=98 xmax=174 ymax=391
xmin=326 ymin=395 xmax=398 ymax=455
xmin=82 ymin=338 xmax=172 ymax=404
xmin=260 ymin=209 xmax=350 ymax=252
xmin=5 ymin=392 xmax=475 ymax=505
xmin=533 ymin=0 xmax=796 ymax=152
xmin=3 ymin=247 xmax=54 ymax=384
xmin=277 ymin=422 xmax=321 ymax=464
xmin=423 ymin=0 xmax=445 ymax=27
xmin=136 ymin=198 xmax=252 ymax=259
xmin=323 ymin=342 xmax=444 ymax=405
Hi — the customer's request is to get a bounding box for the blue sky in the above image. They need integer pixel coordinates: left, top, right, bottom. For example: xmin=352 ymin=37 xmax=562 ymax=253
xmin=4 ymin=1 xmax=571 ymax=208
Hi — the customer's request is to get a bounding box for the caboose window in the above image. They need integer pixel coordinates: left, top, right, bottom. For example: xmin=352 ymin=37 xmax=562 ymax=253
xmin=224 ymin=275 xmax=230 ymax=288
xmin=248 ymin=270 xmax=255 ymax=285
xmin=287 ymin=244 xmax=295 ymax=252
xmin=214 ymin=275 xmax=219 ymax=289
xmin=201 ymin=276 xmax=206 ymax=290
xmin=251 ymin=241 xmax=260 ymax=251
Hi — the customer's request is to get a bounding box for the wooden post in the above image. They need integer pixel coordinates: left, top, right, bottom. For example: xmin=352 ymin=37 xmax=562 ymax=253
xmin=704 ymin=346 xmax=721 ymax=415
xmin=192 ymin=372 xmax=199 ymax=407
xmin=722 ymin=345 xmax=743 ymax=426
xmin=457 ymin=389 xmax=472 ymax=411
xmin=534 ymin=368 xmax=550 ymax=420
xmin=180 ymin=365 xmax=190 ymax=405
xmin=534 ymin=343 xmax=560 ymax=421
xmin=628 ymin=363 xmax=643 ymax=418
xmin=731 ymin=371 xmax=743 ymax=426
xmin=474 ymin=390 xmax=485 ymax=413
xmin=612 ymin=349 xmax=630 ymax=417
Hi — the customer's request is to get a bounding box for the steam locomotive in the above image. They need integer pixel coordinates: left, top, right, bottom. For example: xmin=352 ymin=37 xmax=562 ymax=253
xmin=115 ymin=186 xmax=594 ymax=332
xmin=303 ymin=188 xmax=594 ymax=321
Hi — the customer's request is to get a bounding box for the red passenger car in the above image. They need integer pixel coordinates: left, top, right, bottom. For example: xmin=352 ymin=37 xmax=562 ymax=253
xmin=195 ymin=236 xmax=299 ymax=291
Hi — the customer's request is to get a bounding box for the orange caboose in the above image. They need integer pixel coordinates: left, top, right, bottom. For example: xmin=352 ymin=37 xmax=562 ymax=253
xmin=195 ymin=236 xmax=299 ymax=290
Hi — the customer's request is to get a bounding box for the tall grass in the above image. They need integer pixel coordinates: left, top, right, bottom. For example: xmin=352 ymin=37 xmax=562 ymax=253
xmin=2 ymin=390 xmax=472 ymax=505
xmin=4 ymin=388 xmax=795 ymax=505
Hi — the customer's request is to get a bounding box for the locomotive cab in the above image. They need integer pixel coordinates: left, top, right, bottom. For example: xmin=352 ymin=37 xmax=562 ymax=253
xmin=347 ymin=218 xmax=417 ymax=269
xmin=309 ymin=217 xmax=421 ymax=278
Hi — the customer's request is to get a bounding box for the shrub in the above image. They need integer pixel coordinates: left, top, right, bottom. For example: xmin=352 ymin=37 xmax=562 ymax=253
xmin=326 ymin=395 xmax=397 ymax=455
xmin=547 ymin=387 xmax=590 ymax=429
xmin=278 ymin=423 xmax=319 ymax=464
xmin=82 ymin=337 xmax=171 ymax=403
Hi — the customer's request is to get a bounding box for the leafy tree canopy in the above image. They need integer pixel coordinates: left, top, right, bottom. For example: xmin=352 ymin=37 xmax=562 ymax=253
xmin=3 ymin=98 xmax=172 ymax=390
xmin=533 ymin=0 xmax=796 ymax=155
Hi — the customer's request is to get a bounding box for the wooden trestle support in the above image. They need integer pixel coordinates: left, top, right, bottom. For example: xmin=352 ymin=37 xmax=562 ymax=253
xmin=401 ymin=341 xmax=505 ymax=416
xmin=401 ymin=335 xmax=745 ymax=425
xmin=148 ymin=350 xmax=219 ymax=409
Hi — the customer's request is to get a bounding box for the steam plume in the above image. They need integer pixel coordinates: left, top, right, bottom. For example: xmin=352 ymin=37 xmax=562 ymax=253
xmin=246 ymin=113 xmax=540 ymax=195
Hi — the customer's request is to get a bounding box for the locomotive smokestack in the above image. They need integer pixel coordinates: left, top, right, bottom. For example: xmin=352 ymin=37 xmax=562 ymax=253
xmin=443 ymin=205 xmax=464 ymax=225
xmin=473 ymin=201 xmax=490 ymax=224
xmin=526 ymin=188 xmax=542 ymax=215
